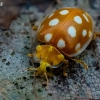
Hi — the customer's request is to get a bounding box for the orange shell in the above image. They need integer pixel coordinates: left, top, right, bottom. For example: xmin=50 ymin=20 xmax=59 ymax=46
xmin=37 ymin=8 xmax=94 ymax=57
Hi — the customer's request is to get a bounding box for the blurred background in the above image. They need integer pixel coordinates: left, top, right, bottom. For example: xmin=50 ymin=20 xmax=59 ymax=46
xmin=0 ymin=0 xmax=100 ymax=29
xmin=0 ymin=0 xmax=100 ymax=100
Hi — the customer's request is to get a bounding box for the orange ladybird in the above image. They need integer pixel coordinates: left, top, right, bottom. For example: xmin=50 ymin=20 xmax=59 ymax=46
xmin=28 ymin=7 xmax=97 ymax=86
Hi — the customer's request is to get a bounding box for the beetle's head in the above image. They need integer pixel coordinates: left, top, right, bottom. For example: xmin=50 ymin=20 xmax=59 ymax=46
xmin=35 ymin=60 xmax=52 ymax=76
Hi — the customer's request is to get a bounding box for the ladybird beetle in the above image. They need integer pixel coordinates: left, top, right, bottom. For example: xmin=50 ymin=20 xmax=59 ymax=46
xmin=28 ymin=8 xmax=100 ymax=86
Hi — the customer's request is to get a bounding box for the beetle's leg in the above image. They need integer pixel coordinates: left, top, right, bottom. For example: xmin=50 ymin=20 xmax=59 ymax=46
xmin=27 ymin=67 xmax=38 ymax=71
xmin=62 ymin=59 xmax=69 ymax=77
xmin=27 ymin=67 xmax=39 ymax=83
xmin=27 ymin=67 xmax=39 ymax=78
xmin=44 ymin=72 xmax=49 ymax=89
xmin=28 ymin=54 xmax=34 ymax=57
xmin=31 ymin=25 xmax=38 ymax=31
xmin=71 ymin=58 xmax=88 ymax=69
xmin=93 ymin=32 xmax=100 ymax=40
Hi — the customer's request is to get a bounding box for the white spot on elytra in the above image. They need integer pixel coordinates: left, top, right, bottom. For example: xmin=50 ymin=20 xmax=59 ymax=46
xmin=68 ymin=26 xmax=76 ymax=37
xmin=48 ymin=13 xmax=54 ymax=18
xmin=75 ymin=43 xmax=81 ymax=51
xmin=49 ymin=18 xmax=59 ymax=26
xmin=74 ymin=16 xmax=82 ymax=24
xmin=83 ymin=14 xmax=89 ymax=22
xmin=57 ymin=39 xmax=65 ymax=49
xmin=60 ymin=10 xmax=69 ymax=15
xmin=82 ymin=30 xmax=87 ymax=37
xmin=44 ymin=33 xmax=52 ymax=42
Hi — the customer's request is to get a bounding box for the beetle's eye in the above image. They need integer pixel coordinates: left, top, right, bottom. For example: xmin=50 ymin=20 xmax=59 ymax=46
xmin=36 ymin=62 xmax=40 ymax=67
xmin=46 ymin=66 xmax=51 ymax=72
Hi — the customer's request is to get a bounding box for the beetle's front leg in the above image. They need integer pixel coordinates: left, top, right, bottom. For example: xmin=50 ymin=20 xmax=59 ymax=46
xmin=28 ymin=53 xmax=34 ymax=57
